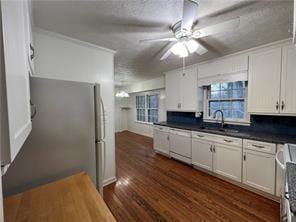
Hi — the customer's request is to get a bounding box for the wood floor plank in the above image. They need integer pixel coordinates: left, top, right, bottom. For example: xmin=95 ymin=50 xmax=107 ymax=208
xmin=104 ymin=131 xmax=280 ymax=222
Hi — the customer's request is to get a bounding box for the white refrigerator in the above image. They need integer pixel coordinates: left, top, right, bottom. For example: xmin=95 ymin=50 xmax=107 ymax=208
xmin=2 ymin=77 xmax=106 ymax=196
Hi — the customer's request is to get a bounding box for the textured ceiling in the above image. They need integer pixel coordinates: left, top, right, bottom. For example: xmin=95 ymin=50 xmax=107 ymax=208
xmin=32 ymin=0 xmax=293 ymax=85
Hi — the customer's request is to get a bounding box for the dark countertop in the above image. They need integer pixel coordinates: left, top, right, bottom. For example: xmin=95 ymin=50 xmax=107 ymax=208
xmin=154 ymin=121 xmax=296 ymax=144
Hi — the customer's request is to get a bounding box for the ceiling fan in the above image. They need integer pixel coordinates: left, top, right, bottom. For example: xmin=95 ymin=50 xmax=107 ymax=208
xmin=139 ymin=0 xmax=240 ymax=60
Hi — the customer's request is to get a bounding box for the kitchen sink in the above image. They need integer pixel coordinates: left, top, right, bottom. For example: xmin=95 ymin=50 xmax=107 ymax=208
xmin=218 ymin=129 xmax=239 ymax=133
xmin=198 ymin=126 xmax=239 ymax=133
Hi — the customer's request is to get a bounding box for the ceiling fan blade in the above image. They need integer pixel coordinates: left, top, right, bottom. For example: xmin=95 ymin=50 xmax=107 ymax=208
xmin=181 ymin=0 xmax=198 ymax=33
xmin=139 ymin=37 xmax=177 ymax=43
xmin=195 ymin=40 xmax=208 ymax=55
xmin=192 ymin=17 xmax=240 ymax=38
xmin=159 ymin=42 xmax=176 ymax=61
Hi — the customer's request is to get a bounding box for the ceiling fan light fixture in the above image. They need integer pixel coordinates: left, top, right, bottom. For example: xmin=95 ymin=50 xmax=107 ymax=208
xmin=179 ymin=46 xmax=189 ymax=58
xmin=171 ymin=42 xmax=189 ymax=58
xmin=171 ymin=42 xmax=182 ymax=55
xmin=185 ymin=39 xmax=199 ymax=54
xmin=115 ymin=91 xmax=129 ymax=98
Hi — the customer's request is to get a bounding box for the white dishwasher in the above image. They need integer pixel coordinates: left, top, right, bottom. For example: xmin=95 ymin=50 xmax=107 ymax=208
xmin=169 ymin=129 xmax=192 ymax=164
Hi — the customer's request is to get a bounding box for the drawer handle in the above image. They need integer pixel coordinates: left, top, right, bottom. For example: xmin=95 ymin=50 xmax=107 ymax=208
xmin=284 ymin=192 xmax=289 ymax=200
xmin=252 ymin=144 xmax=265 ymax=149
xmin=224 ymin=139 xmax=233 ymax=143
xmin=197 ymin=135 xmax=204 ymax=137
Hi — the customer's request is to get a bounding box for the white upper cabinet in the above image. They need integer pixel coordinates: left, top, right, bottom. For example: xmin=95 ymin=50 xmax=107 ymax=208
xmin=248 ymin=45 xmax=296 ymax=115
xmin=248 ymin=48 xmax=282 ymax=114
xmin=198 ymin=55 xmax=248 ymax=78
xmin=179 ymin=67 xmax=198 ymax=111
xmin=197 ymin=55 xmax=248 ymax=86
xmin=293 ymin=1 xmax=296 ymax=45
xmin=1 ymin=0 xmax=32 ymax=165
xmin=165 ymin=70 xmax=180 ymax=111
xmin=165 ymin=66 xmax=200 ymax=112
xmin=23 ymin=0 xmax=34 ymax=75
xmin=280 ymin=45 xmax=296 ymax=114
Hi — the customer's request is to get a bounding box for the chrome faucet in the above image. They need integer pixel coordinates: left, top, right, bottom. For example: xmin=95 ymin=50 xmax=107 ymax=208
xmin=213 ymin=109 xmax=225 ymax=129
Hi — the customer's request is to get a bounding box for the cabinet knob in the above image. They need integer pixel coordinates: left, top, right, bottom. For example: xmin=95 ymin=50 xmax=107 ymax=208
xmin=30 ymin=100 xmax=37 ymax=120
xmin=276 ymin=101 xmax=279 ymax=110
xmin=30 ymin=43 xmax=35 ymax=60
xmin=281 ymin=101 xmax=285 ymax=110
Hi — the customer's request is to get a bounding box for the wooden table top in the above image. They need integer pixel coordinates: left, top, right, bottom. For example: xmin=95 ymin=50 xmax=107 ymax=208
xmin=4 ymin=172 xmax=116 ymax=222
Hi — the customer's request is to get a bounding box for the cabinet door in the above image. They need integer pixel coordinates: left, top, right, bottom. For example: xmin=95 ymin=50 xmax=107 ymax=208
xmin=243 ymin=150 xmax=275 ymax=194
xmin=280 ymin=45 xmax=296 ymax=114
xmin=153 ymin=130 xmax=170 ymax=156
xmin=248 ymin=48 xmax=282 ymax=114
xmin=165 ymin=71 xmax=180 ymax=111
xmin=213 ymin=144 xmax=242 ymax=182
xmin=192 ymin=139 xmax=213 ymax=171
xmin=23 ymin=0 xmax=34 ymax=75
xmin=1 ymin=0 xmax=32 ymax=164
xmin=180 ymin=67 xmax=197 ymax=112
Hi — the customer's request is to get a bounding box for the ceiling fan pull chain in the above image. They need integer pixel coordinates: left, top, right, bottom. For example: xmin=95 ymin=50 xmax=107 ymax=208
xmin=183 ymin=57 xmax=185 ymax=75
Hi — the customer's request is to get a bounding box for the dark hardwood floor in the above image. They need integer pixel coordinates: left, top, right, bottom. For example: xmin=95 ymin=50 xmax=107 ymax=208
xmin=104 ymin=131 xmax=280 ymax=222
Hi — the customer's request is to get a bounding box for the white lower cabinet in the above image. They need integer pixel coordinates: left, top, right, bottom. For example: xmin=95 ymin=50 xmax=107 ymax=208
xmin=155 ymin=127 xmax=279 ymax=197
xmin=213 ymin=143 xmax=242 ymax=182
xmin=192 ymin=138 xmax=213 ymax=171
xmin=153 ymin=126 xmax=170 ymax=156
xmin=242 ymin=140 xmax=276 ymax=195
xmin=191 ymin=132 xmax=242 ymax=182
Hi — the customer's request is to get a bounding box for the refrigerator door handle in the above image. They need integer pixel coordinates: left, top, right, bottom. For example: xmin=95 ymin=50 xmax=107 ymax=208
xmin=103 ymin=140 xmax=106 ymax=181
xmin=100 ymin=98 xmax=106 ymax=140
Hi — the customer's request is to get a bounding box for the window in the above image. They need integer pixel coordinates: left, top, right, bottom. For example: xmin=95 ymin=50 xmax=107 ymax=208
xmin=136 ymin=94 xmax=159 ymax=123
xmin=136 ymin=96 xmax=146 ymax=122
xmin=205 ymin=81 xmax=249 ymax=123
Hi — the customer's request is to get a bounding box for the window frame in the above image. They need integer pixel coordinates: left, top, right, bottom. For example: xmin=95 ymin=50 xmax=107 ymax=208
xmin=135 ymin=93 xmax=159 ymax=124
xmin=203 ymin=81 xmax=250 ymax=125
xmin=136 ymin=95 xmax=146 ymax=122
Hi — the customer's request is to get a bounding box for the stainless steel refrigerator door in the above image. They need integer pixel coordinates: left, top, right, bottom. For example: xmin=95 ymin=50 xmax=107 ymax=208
xmin=95 ymin=140 xmax=105 ymax=195
xmin=2 ymin=77 xmax=97 ymax=196
xmin=94 ymin=84 xmax=102 ymax=142
xmin=94 ymin=83 xmax=105 ymax=195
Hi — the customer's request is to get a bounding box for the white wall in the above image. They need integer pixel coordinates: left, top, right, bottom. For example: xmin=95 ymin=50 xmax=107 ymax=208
xmin=114 ymin=97 xmax=122 ymax=132
xmin=33 ymin=29 xmax=116 ymax=184
xmin=114 ymin=96 xmax=129 ymax=132
xmin=115 ymin=75 xmax=166 ymax=137
xmin=122 ymin=76 xmax=165 ymax=93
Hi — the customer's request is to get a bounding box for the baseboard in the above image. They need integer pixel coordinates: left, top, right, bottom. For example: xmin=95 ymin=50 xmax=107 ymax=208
xmin=127 ymin=130 xmax=153 ymax=138
xmin=103 ymin=176 xmax=117 ymax=186
xmin=192 ymin=165 xmax=280 ymax=202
